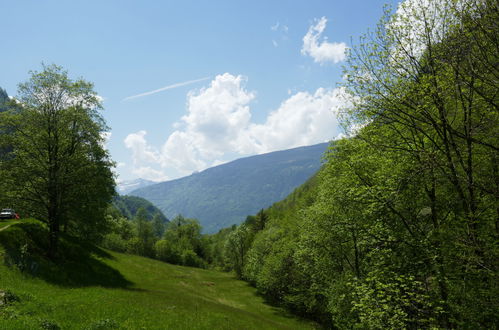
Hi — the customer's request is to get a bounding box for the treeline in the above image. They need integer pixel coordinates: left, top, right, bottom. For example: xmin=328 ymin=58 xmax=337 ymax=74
xmin=201 ymin=1 xmax=499 ymax=328
xmin=101 ymin=206 xmax=208 ymax=268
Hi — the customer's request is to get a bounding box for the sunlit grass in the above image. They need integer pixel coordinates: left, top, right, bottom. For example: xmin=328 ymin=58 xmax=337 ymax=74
xmin=0 ymin=221 xmax=316 ymax=329
xmin=0 ymin=219 xmax=18 ymax=230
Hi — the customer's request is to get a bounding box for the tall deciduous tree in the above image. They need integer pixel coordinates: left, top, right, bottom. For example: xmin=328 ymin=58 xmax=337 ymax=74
xmin=341 ymin=0 xmax=498 ymax=326
xmin=0 ymin=64 xmax=115 ymax=259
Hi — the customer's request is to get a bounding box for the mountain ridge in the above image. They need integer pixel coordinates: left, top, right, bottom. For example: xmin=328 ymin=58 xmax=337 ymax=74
xmin=117 ymin=178 xmax=156 ymax=195
xmin=130 ymin=142 xmax=329 ymax=233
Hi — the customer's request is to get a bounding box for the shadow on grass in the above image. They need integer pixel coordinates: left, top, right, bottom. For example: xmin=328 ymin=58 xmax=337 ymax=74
xmin=0 ymin=220 xmax=132 ymax=289
xmin=236 ymin=280 xmax=325 ymax=329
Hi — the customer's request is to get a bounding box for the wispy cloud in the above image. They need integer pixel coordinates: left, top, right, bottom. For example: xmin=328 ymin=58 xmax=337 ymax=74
xmin=123 ymin=76 xmax=211 ymax=101
xmin=302 ymin=17 xmax=347 ymax=64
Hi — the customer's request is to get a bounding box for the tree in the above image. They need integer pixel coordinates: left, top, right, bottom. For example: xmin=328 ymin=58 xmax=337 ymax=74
xmin=0 ymin=64 xmax=115 ymax=259
xmin=341 ymin=0 xmax=498 ymax=326
xmin=152 ymin=213 xmax=166 ymax=238
xmin=133 ymin=207 xmax=156 ymax=257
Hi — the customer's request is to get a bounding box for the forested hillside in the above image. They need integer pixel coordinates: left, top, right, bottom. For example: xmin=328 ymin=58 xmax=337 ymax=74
xmin=207 ymin=1 xmax=499 ymax=328
xmin=131 ymin=142 xmax=328 ymax=233
xmin=112 ymin=195 xmax=168 ymax=222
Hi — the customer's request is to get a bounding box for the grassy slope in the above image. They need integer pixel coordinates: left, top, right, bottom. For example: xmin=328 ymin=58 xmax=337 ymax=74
xmin=0 ymin=222 xmax=315 ymax=329
xmin=0 ymin=219 xmax=18 ymax=231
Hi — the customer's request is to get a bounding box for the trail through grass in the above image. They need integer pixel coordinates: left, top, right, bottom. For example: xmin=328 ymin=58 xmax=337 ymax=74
xmin=0 ymin=221 xmax=316 ymax=329
xmin=0 ymin=219 xmax=18 ymax=231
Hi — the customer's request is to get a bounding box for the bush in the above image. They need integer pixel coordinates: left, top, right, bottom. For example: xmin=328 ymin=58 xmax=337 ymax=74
xmin=101 ymin=233 xmax=128 ymax=253
xmin=154 ymin=240 xmax=181 ymax=265
xmin=181 ymin=249 xmax=205 ymax=268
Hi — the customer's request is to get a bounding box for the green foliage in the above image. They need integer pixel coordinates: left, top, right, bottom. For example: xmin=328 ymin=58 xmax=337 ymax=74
xmin=154 ymin=215 xmax=206 ymax=268
xmin=206 ymin=1 xmax=499 ymax=328
xmin=134 ymin=207 xmax=156 ymax=257
xmin=350 ymin=270 xmax=436 ymax=329
xmin=112 ymin=195 xmax=168 ymax=223
xmin=0 ymin=65 xmax=115 ymax=258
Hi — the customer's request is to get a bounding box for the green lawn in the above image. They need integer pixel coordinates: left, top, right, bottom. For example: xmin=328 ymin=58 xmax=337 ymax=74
xmin=0 ymin=221 xmax=316 ymax=329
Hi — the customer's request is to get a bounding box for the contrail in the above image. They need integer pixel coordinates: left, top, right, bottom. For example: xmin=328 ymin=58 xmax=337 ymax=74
xmin=123 ymin=76 xmax=211 ymax=101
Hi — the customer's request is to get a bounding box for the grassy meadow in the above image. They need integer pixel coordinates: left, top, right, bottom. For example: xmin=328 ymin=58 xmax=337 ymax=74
xmin=0 ymin=220 xmax=316 ymax=329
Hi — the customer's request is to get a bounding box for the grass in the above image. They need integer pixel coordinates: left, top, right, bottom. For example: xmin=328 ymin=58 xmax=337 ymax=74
xmin=0 ymin=218 xmax=18 ymax=230
xmin=0 ymin=220 xmax=317 ymax=329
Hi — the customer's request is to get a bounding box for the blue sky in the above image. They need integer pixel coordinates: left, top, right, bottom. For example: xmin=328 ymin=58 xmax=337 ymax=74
xmin=0 ymin=0 xmax=397 ymax=182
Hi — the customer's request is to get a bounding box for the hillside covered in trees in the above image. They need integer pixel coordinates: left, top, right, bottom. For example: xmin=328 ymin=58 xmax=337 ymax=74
xmin=112 ymin=195 xmax=168 ymax=223
xmin=130 ymin=142 xmax=328 ymax=233
xmin=202 ymin=1 xmax=499 ymax=328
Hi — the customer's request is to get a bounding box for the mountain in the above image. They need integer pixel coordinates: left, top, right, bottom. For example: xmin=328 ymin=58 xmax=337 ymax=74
xmin=112 ymin=195 xmax=168 ymax=222
xmin=116 ymin=178 xmax=156 ymax=195
xmin=130 ymin=142 xmax=328 ymax=233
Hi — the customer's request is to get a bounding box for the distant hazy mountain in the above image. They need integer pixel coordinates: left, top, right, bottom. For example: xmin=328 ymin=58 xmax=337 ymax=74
xmin=117 ymin=178 xmax=156 ymax=195
xmin=130 ymin=142 xmax=328 ymax=233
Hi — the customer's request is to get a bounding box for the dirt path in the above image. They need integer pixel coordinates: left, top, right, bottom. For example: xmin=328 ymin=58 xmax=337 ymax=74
xmin=0 ymin=224 xmax=11 ymax=232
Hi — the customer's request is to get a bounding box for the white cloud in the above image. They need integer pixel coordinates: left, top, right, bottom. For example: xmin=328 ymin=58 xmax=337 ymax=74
xmin=159 ymin=73 xmax=255 ymax=174
xmin=124 ymin=130 xmax=161 ymax=164
xmin=248 ymin=87 xmax=346 ymax=153
xmin=124 ymin=73 xmax=348 ymax=180
xmin=122 ymin=131 xmax=169 ymax=181
xmin=131 ymin=166 xmax=170 ymax=182
xmin=123 ymin=77 xmax=211 ymax=101
xmin=301 ymin=17 xmax=347 ymax=64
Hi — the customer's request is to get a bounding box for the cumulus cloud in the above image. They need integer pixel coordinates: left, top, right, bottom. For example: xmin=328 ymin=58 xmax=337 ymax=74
xmin=131 ymin=166 xmax=170 ymax=182
xmin=124 ymin=130 xmax=161 ymax=164
xmin=124 ymin=73 xmax=348 ymax=180
xmin=122 ymin=131 xmax=169 ymax=181
xmin=301 ymin=17 xmax=347 ymax=64
xmin=248 ymin=87 xmax=346 ymax=153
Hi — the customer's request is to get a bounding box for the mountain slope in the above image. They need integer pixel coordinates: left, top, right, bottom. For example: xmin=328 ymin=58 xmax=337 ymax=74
xmin=130 ymin=142 xmax=328 ymax=233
